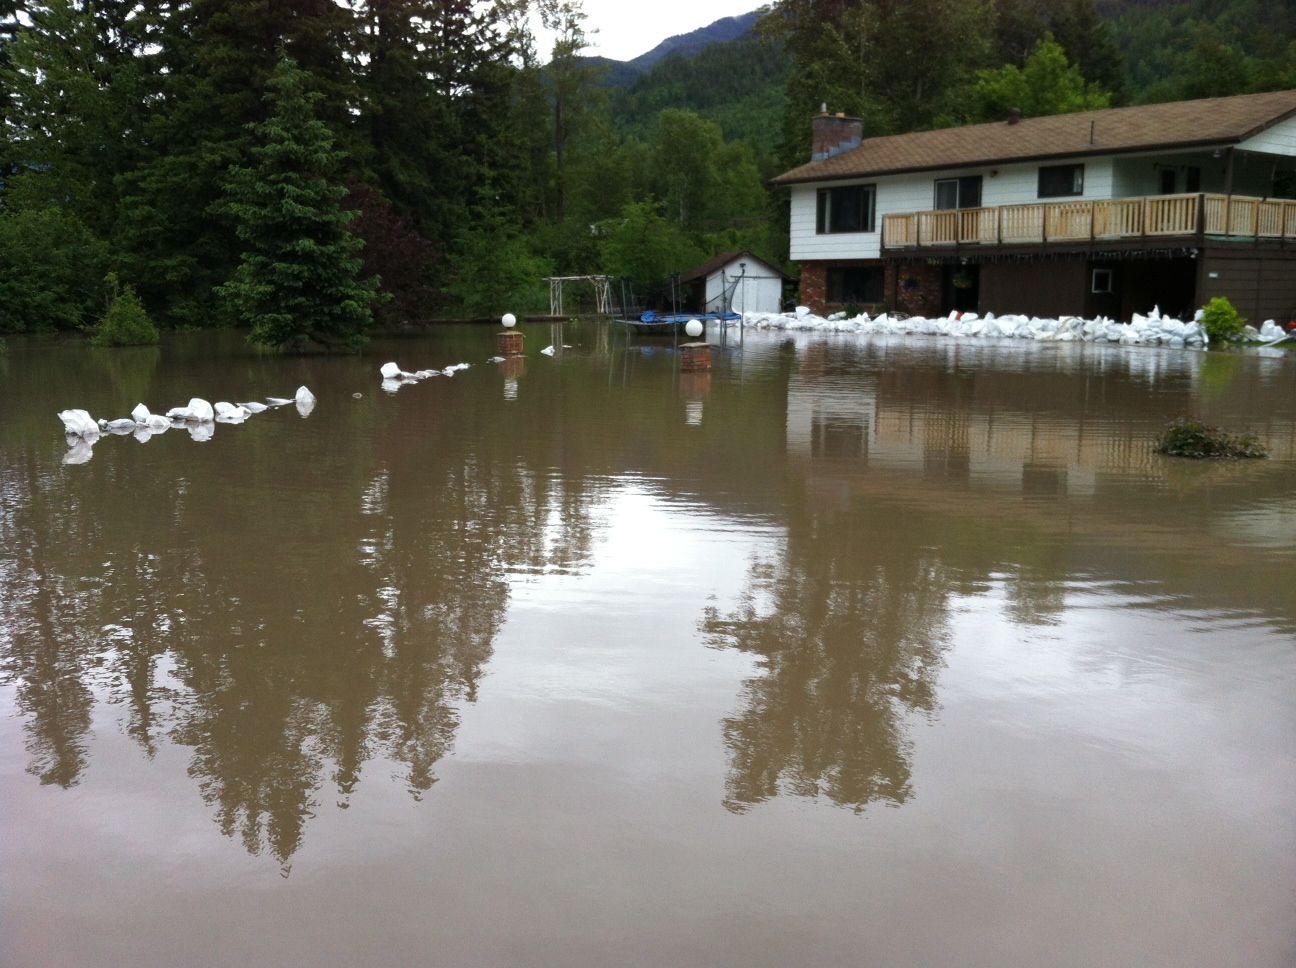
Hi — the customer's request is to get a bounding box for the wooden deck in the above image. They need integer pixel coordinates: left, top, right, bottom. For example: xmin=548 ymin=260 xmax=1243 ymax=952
xmin=881 ymin=193 xmax=1296 ymax=251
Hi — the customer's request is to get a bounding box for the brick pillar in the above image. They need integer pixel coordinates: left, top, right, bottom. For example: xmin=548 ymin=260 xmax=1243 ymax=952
xmin=800 ymin=263 xmax=828 ymax=315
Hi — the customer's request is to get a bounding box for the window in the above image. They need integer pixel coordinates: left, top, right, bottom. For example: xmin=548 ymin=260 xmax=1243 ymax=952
xmin=934 ymin=175 xmax=983 ymax=210
xmin=1091 ymin=268 xmax=1113 ymax=294
xmin=1038 ymin=164 xmax=1084 ymax=198
xmin=1186 ymin=166 xmax=1201 ymax=192
xmin=816 ymin=184 xmax=875 ymax=233
xmin=1159 ymin=168 xmax=1176 ymax=194
xmin=827 ymin=266 xmax=885 ymax=304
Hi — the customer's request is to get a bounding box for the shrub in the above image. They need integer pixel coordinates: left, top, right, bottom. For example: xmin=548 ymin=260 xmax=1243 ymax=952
xmin=1200 ymin=296 xmax=1245 ymax=343
xmin=448 ymin=218 xmax=552 ymax=318
xmin=0 ymin=207 xmax=110 ymax=333
xmin=92 ymin=276 xmax=160 ymax=347
xmin=1155 ymin=418 xmax=1267 ymax=460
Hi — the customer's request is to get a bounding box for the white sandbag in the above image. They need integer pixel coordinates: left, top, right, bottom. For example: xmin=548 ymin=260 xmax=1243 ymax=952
xmin=238 ymin=401 xmax=269 ymax=413
xmin=380 ymin=361 xmax=402 ymax=379
xmin=187 ymin=398 xmax=215 ymax=422
xmin=58 ymin=409 xmax=100 ymax=438
xmin=131 ymin=403 xmax=151 ymax=424
xmin=214 ymin=402 xmax=249 ymax=423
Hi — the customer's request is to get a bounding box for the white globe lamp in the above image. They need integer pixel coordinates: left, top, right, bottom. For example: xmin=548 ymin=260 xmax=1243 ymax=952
xmin=501 ymin=312 xmax=517 ymax=329
xmin=684 ymin=318 xmax=704 ymax=339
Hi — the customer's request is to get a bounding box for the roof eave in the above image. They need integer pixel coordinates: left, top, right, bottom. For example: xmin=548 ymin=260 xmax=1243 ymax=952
xmin=769 ymin=137 xmax=1248 ymax=187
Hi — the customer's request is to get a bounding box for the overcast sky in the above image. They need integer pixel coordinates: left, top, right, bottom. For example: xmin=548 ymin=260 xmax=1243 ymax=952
xmin=564 ymin=0 xmax=762 ymax=62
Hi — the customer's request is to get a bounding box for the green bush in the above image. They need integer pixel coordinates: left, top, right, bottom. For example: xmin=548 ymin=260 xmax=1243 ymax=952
xmin=92 ymin=276 xmax=160 ymax=347
xmin=0 ymin=207 xmax=110 ymax=333
xmin=1200 ymin=296 xmax=1245 ymax=343
xmin=1155 ymin=418 xmax=1267 ymax=460
xmin=447 ymin=219 xmax=553 ymax=318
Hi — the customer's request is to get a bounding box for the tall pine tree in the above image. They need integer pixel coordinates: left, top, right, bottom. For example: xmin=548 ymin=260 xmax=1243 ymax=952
xmin=217 ymin=55 xmax=378 ymax=351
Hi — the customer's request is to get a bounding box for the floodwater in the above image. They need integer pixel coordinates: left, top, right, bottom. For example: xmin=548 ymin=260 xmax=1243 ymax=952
xmin=1 ymin=326 xmax=1294 ymax=968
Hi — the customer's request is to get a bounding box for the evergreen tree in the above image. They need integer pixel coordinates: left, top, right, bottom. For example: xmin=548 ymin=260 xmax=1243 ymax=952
xmin=217 ymin=55 xmax=378 ymax=351
xmin=0 ymin=0 xmax=146 ymax=235
xmin=762 ymin=0 xmax=994 ymax=169
xmin=115 ymin=0 xmax=360 ymax=326
xmin=1049 ymin=0 xmax=1126 ymax=102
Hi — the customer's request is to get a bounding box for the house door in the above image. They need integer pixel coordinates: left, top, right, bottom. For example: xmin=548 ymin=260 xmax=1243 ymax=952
xmin=942 ymin=264 xmax=980 ymax=314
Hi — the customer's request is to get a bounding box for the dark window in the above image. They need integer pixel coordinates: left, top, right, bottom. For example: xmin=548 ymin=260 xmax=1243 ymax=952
xmin=1159 ymin=168 xmax=1176 ymax=194
xmin=1038 ymin=164 xmax=1084 ymax=197
xmin=826 ymin=266 xmax=885 ymax=304
xmin=1091 ymin=268 xmax=1113 ymax=294
xmin=816 ymin=185 xmax=875 ymax=233
xmin=933 ymin=176 xmax=982 ymax=210
xmin=1186 ymin=166 xmax=1201 ymax=192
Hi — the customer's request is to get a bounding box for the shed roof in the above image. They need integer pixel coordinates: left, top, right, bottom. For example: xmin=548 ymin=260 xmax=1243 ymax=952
xmin=680 ymin=250 xmax=787 ymax=284
xmin=771 ymin=89 xmax=1296 ymax=186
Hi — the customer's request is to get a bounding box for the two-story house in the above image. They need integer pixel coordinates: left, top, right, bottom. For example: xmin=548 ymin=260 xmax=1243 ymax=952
xmin=771 ymin=90 xmax=1296 ymax=323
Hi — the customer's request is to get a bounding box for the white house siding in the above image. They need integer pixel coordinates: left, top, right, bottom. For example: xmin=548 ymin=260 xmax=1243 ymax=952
xmin=1105 ymin=148 xmax=1286 ymax=198
xmin=704 ymin=265 xmax=781 ymax=314
xmin=1110 ymin=151 xmax=1214 ymax=196
xmin=789 ymin=156 xmax=1115 ymax=261
xmin=1238 ymin=114 xmax=1296 ymax=155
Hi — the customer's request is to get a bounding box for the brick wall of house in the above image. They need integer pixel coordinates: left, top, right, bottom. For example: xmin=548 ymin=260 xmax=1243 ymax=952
xmin=886 ymin=261 xmax=943 ymax=317
xmin=798 ymin=260 xmax=945 ymax=316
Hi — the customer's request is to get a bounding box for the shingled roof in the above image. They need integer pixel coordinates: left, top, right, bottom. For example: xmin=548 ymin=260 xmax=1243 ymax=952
xmin=771 ymin=89 xmax=1296 ymax=186
xmin=680 ymin=250 xmax=786 ymax=284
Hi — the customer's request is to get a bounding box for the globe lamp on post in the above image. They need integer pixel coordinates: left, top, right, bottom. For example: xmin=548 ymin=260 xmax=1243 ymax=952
xmin=497 ymin=312 xmax=524 ymax=356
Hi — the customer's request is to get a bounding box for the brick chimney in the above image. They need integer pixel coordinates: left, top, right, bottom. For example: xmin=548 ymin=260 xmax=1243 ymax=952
xmin=812 ymin=110 xmax=864 ymax=161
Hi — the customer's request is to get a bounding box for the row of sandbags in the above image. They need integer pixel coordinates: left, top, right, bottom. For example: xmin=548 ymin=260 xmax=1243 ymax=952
xmin=743 ymin=307 xmax=1217 ymax=346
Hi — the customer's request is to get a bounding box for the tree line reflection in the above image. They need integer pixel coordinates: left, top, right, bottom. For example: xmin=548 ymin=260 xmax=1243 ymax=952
xmin=6 ymin=329 xmax=1294 ymax=863
xmin=0 ymin=401 xmax=606 ymax=865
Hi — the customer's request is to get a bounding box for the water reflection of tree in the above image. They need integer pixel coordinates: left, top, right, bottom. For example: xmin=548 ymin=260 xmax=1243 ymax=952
xmin=701 ymin=494 xmax=951 ymax=814
xmin=0 ymin=455 xmax=97 ymax=787
xmin=0 ymin=398 xmax=602 ymax=866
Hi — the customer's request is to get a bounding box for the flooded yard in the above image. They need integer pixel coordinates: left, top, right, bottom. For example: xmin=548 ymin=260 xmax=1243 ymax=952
xmin=2 ymin=326 xmax=1294 ymax=967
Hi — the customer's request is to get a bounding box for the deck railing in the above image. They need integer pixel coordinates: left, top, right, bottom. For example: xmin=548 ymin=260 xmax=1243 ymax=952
xmin=882 ymin=193 xmax=1296 ymax=249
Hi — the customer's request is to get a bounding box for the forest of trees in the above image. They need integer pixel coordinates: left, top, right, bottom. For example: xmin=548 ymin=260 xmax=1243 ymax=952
xmin=0 ymin=0 xmax=1292 ymax=348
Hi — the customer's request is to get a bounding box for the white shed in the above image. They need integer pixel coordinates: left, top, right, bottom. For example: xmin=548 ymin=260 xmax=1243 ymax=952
xmin=681 ymin=251 xmax=786 ymax=315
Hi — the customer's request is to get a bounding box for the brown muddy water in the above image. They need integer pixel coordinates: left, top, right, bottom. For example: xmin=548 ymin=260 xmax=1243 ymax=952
xmin=1 ymin=325 xmax=1294 ymax=968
